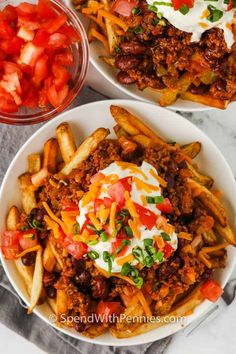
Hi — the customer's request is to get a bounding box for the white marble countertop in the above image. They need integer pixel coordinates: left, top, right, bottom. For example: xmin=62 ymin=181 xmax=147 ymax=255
xmin=1 ymin=63 xmax=236 ymax=354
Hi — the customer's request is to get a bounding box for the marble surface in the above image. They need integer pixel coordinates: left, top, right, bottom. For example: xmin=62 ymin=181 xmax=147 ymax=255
xmin=1 ymin=63 xmax=236 ymax=354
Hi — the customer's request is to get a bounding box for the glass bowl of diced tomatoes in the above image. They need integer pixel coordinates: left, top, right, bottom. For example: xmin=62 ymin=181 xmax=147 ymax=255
xmin=0 ymin=0 xmax=89 ymax=124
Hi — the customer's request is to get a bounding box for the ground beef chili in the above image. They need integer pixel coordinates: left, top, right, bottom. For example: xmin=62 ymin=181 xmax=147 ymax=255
xmin=112 ymin=2 xmax=236 ymax=101
xmin=34 ymin=137 xmax=226 ymax=331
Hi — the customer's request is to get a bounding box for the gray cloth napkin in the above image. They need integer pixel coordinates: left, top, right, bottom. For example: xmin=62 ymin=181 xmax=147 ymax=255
xmin=0 ymin=86 xmax=172 ymax=354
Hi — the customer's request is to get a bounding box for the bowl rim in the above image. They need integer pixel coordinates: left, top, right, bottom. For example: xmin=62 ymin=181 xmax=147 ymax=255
xmin=1 ymin=99 xmax=236 ymax=346
xmin=0 ymin=0 xmax=90 ymax=125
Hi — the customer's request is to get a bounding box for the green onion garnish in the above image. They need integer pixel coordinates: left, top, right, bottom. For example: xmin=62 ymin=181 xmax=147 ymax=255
xmin=134 ymin=277 xmax=143 ymax=289
xmin=124 ymin=226 xmax=133 ymax=237
xmin=153 ymin=251 xmax=164 ymax=262
xmin=132 ymin=7 xmax=141 ymax=15
xmin=160 ymin=232 xmax=171 ymax=241
xmin=100 ymin=231 xmax=108 ymax=242
xmin=72 ymin=223 xmax=80 ymax=235
xmin=143 ymin=238 xmax=153 ymax=247
xmin=21 ymin=225 xmax=28 ymax=231
xmin=87 ymin=239 xmax=99 ymax=246
xmin=144 ymin=255 xmax=154 ymax=268
xmin=146 ymin=196 xmax=164 ymax=204
xmin=148 ymin=4 xmax=157 ymax=12
xmin=116 ymin=239 xmax=131 ymax=254
xmin=128 ymin=26 xmax=144 ymax=34
xmin=207 ymin=5 xmax=223 ymax=22
xmin=121 ymin=262 xmax=132 ymax=276
xmin=153 ymin=1 xmax=173 ymax=6
xmin=179 ymin=4 xmax=190 ymax=15
xmin=103 ymin=251 xmax=114 ymax=274
xmin=157 ymin=12 xmax=163 ymax=19
xmin=88 ymin=250 xmax=99 ymax=260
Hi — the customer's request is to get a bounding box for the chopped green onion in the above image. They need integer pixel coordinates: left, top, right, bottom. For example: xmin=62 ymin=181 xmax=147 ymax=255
xmin=153 ymin=251 xmax=164 ymax=262
xmin=124 ymin=226 xmax=133 ymax=237
xmin=160 ymin=232 xmax=171 ymax=241
xmin=100 ymin=231 xmax=108 ymax=242
xmin=132 ymin=7 xmax=141 ymax=15
xmin=131 ymin=268 xmax=139 ymax=278
xmin=27 ymin=217 xmax=44 ymax=231
xmin=146 ymin=196 xmax=154 ymax=203
xmin=144 ymin=255 xmax=154 ymax=268
xmin=153 ymin=18 xmax=159 ymax=26
xmin=121 ymin=262 xmax=132 ymax=276
xmin=179 ymin=4 xmax=190 ymax=15
xmin=157 ymin=12 xmax=163 ymax=19
xmin=207 ymin=5 xmax=223 ymax=22
xmin=88 ymin=250 xmax=99 ymax=260
xmin=128 ymin=26 xmax=144 ymax=34
xmin=103 ymin=251 xmax=114 ymax=274
xmin=148 ymin=4 xmax=157 ymax=12
xmin=134 ymin=276 xmax=143 ymax=289
xmin=115 ymin=47 xmax=121 ymax=54
xmin=116 ymin=239 xmax=131 ymax=254
xmin=132 ymin=247 xmax=143 ymax=262
xmin=143 ymin=238 xmax=153 ymax=247
xmin=148 ymin=246 xmax=157 ymax=255
xmin=153 ymin=1 xmax=173 ymax=6
xmin=72 ymin=223 xmax=80 ymax=235
xmin=87 ymin=239 xmax=99 ymax=246
xmin=154 ymin=196 xmax=164 ymax=204
xmin=223 ymin=0 xmax=229 ymax=3
xmin=21 ymin=225 xmax=28 ymax=231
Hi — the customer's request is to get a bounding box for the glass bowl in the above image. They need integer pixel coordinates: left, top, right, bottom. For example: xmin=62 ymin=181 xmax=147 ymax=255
xmin=0 ymin=0 xmax=89 ymax=125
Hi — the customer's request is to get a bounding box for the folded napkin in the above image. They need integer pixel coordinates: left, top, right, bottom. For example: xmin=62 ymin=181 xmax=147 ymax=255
xmin=0 ymin=86 xmax=172 ymax=354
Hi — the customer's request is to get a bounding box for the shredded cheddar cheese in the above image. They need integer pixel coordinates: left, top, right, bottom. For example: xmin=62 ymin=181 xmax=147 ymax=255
xmin=99 ymin=205 xmax=110 ymax=225
xmin=97 ymin=9 xmax=129 ymax=32
xmin=116 ymin=253 xmax=135 ymax=266
xmin=42 ymin=202 xmax=67 ymax=234
xmin=44 ymin=215 xmax=61 ymax=239
xmin=125 ymin=191 xmax=138 ymax=218
xmin=88 ymin=212 xmax=102 ymax=231
xmin=110 ymin=202 xmax=117 ymax=231
xmin=137 ymin=291 xmax=152 ymax=317
xmin=149 ymin=169 xmax=167 ymax=188
xmin=133 ymin=176 xmax=159 ymax=193
xmin=178 ymin=232 xmax=193 ymax=241
xmin=82 ymin=184 xmax=101 ymax=207
xmin=128 ymin=218 xmax=141 ymax=239
xmin=155 ymin=236 xmax=165 ymax=249
xmin=141 ymin=195 xmax=147 ymax=206
xmin=115 ymin=161 xmax=147 ymax=180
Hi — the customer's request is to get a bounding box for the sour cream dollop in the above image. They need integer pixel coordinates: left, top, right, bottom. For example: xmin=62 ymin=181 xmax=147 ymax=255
xmin=147 ymin=0 xmax=235 ymax=48
xmin=76 ymin=161 xmax=178 ymax=275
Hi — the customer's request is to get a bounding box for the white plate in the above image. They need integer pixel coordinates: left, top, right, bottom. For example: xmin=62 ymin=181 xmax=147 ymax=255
xmin=64 ymin=0 xmax=236 ymax=112
xmin=1 ymin=99 xmax=236 ymax=346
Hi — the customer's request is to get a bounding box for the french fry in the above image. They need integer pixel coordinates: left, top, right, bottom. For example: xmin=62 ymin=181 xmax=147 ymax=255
xmin=214 ymin=223 xmax=236 ymax=246
xmin=59 ymin=128 xmax=110 ymax=176
xmin=110 ymin=105 xmax=165 ymax=146
xmin=187 ymin=178 xmax=227 ymax=227
xmin=28 ymin=247 xmax=43 ymax=314
xmin=43 ymin=240 xmax=57 ymax=272
xmin=18 ymin=173 xmax=37 ymax=214
xmin=202 ymin=230 xmax=218 ymax=246
xmin=83 ymin=323 xmax=108 ymax=338
xmin=28 ymin=154 xmax=41 ymax=174
xmin=160 ymin=73 xmax=193 ymax=106
xmin=31 ymin=167 xmax=49 ymax=187
xmin=15 ymin=258 xmax=34 ymax=296
xmin=186 ymin=162 xmax=214 ymax=189
xmin=181 ymin=142 xmax=201 ymax=159
xmin=56 ymin=122 xmax=77 ymax=163
xmin=110 ymin=285 xmax=203 ymax=338
xmin=101 ymin=0 xmax=119 ymax=54
xmin=48 ymin=236 xmax=63 ymax=269
xmin=6 ymin=206 xmax=20 ymax=231
xmin=113 ymin=124 xmax=129 ymax=138
xmin=181 ymin=92 xmax=228 ymax=110
xmin=43 ymin=138 xmax=59 ymax=174
xmin=100 ymin=55 xmax=116 ymax=66
xmin=56 ymin=289 xmax=68 ymax=320
xmin=47 ymin=297 xmax=57 ymax=314
xmin=132 ymin=134 xmax=153 ymax=148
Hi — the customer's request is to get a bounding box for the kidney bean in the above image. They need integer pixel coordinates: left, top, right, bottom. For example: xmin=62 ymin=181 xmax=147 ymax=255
xmin=43 ymin=271 xmax=56 ymax=287
xmin=120 ymin=41 xmax=146 ymax=55
xmin=46 ymin=286 xmax=56 ymax=299
xmin=36 ymin=207 xmax=46 ymax=222
xmin=72 ymin=258 xmax=85 ymax=274
xmin=92 ymin=276 xmax=109 ymax=299
xmin=21 ymin=252 xmax=36 ymax=266
xmin=117 ymin=71 xmax=136 ymax=85
xmin=190 ymin=84 xmax=209 ymax=95
xmin=215 ymin=79 xmax=227 ymax=92
xmin=115 ymin=55 xmax=141 ymax=71
xmin=74 ymin=271 xmax=91 ymax=288
xmin=166 ymin=173 xmax=175 ymax=189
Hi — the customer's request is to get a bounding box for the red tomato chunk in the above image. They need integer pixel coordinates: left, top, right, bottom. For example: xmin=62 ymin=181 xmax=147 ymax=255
xmin=0 ymin=0 xmax=80 ymax=114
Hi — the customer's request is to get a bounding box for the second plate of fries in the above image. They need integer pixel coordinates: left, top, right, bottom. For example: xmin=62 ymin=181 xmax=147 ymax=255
xmin=1 ymin=99 xmax=236 ymax=346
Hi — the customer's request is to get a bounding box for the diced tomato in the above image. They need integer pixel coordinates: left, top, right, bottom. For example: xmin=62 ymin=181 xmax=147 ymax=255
xmin=4 ymin=62 xmax=22 ymax=78
xmin=59 ymin=24 xmax=81 ymax=43
xmin=16 ymin=3 xmax=37 ymax=17
xmin=0 ymin=20 xmax=15 ymax=39
xmin=171 ymin=0 xmax=194 ymax=11
xmin=38 ymin=0 xmax=57 ymax=19
xmin=48 ymin=33 xmax=67 ymax=48
xmin=32 ymin=54 xmax=48 ymax=86
xmin=63 ymin=236 xmax=88 ymax=260
xmin=134 ymin=203 xmax=157 ymax=230
xmin=90 ymin=172 xmax=105 ymax=184
xmin=54 ymin=48 xmax=73 ymax=66
xmin=19 ymin=42 xmax=44 ymax=66
xmin=103 ymin=197 xmax=113 ymax=209
xmin=112 ymin=237 xmax=129 ymax=257
xmin=1 ymin=5 xmax=17 ymax=21
xmin=33 ymin=30 xmax=50 ymax=47
xmin=94 ymin=198 xmax=103 ymax=213
xmin=22 ymin=84 xmax=38 ymax=107
xmin=1 ymin=230 xmax=21 ymax=259
xmin=45 ymin=13 xmax=67 ymax=34
xmin=156 ymin=198 xmax=173 ymax=214
xmin=61 ymin=200 xmax=78 ymax=211
xmin=200 ymin=279 xmax=223 ymax=302
xmin=0 ymin=72 xmax=22 ymax=105
xmin=0 ymin=87 xmax=18 ymax=113
xmin=47 ymin=84 xmax=69 ymax=108
xmin=19 ymin=229 xmax=38 ymax=250
xmin=18 ymin=15 xmax=40 ymax=30
xmin=0 ymin=50 xmax=6 ymax=61
xmin=52 ymin=63 xmax=70 ymax=90
xmin=163 ymin=242 xmax=174 ymax=258
xmin=96 ymin=301 xmax=123 ymax=322
xmin=107 ymin=177 xmax=132 ymax=207
xmin=111 ymin=0 xmax=139 ymax=17
xmin=0 ymin=36 xmax=24 ymax=55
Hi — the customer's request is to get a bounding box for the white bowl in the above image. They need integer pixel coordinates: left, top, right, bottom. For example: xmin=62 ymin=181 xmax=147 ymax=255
xmin=1 ymin=99 xmax=236 ymax=346
xmin=64 ymin=0 xmax=236 ymax=112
